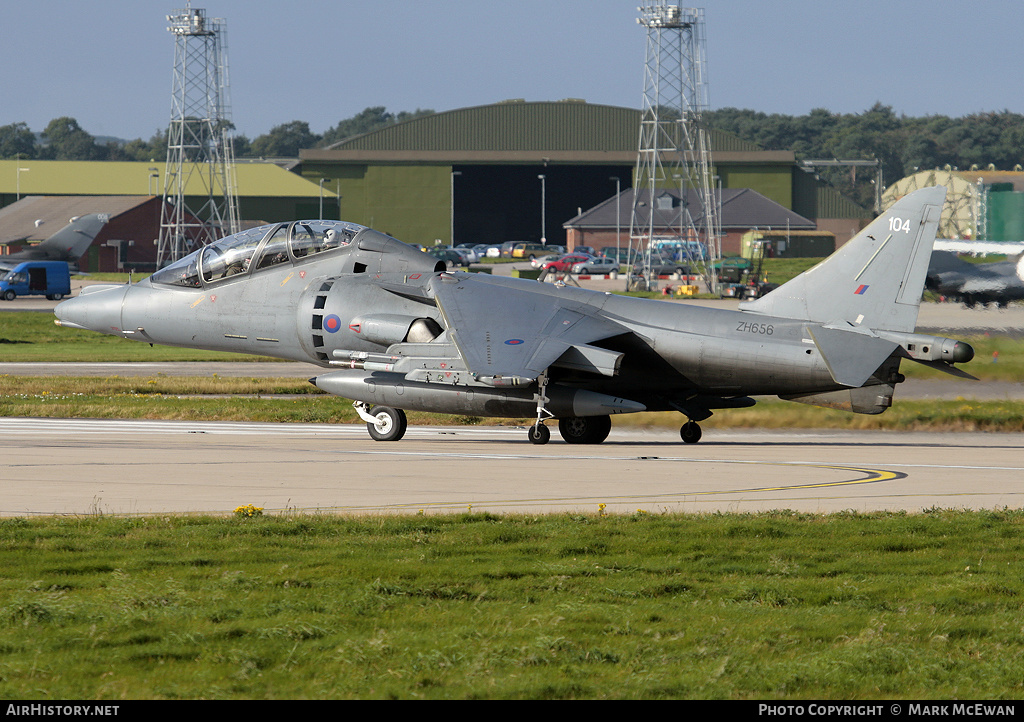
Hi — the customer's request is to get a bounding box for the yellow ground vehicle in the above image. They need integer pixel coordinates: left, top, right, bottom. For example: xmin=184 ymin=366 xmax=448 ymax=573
xmin=510 ymin=242 xmax=548 ymax=260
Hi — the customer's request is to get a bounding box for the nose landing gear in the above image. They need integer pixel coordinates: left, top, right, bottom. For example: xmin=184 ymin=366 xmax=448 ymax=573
xmin=355 ymin=402 xmax=408 ymax=441
xmin=680 ymin=420 xmax=702 ymax=444
xmin=528 ymin=423 xmax=551 ymax=444
xmin=528 ymin=372 xmax=554 ymax=444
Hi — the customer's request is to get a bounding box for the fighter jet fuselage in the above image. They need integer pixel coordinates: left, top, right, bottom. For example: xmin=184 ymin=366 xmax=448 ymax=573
xmin=55 ymin=190 xmax=976 ymax=444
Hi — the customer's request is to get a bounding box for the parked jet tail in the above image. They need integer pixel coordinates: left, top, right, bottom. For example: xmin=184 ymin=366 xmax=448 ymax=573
xmin=740 ymin=186 xmax=946 ymax=333
xmin=0 ymin=214 xmax=108 ymax=271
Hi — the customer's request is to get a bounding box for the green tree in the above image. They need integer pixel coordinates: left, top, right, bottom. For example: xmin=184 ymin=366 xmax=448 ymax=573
xmin=706 ymin=105 xmax=1024 ymax=209
xmin=0 ymin=122 xmax=37 ymax=160
xmin=320 ymin=106 xmax=434 ymax=147
xmin=117 ymin=129 xmax=168 ymax=162
xmin=40 ymin=117 xmax=101 ymax=160
xmin=231 ymin=133 xmax=251 ymax=158
xmin=248 ymin=121 xmax=321 ymax=158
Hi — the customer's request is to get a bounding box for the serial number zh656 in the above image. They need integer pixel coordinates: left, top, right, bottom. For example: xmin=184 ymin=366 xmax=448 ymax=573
xmin=736 ymin=321 xmax=774 ymax=335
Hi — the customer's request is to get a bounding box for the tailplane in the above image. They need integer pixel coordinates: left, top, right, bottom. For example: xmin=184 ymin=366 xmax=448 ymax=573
xmin=740 ymin=186 xmax=946 ymax=332
xmin=35 ymin=214 xmax=109 ymax=262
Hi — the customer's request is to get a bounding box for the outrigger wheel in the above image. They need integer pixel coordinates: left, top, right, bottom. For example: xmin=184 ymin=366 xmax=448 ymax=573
xmin=366 ymin=405 xmax=408 ymax=441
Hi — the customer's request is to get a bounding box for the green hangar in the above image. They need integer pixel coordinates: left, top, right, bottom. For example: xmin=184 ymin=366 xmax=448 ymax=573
xmin=299 ymin=100 xmax=869 ymax=250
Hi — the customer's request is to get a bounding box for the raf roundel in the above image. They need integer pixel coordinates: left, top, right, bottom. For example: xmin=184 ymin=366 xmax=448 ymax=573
xmin=324 ymin=314 xmax=342 ymax=333
xmin=505 ymin=338 xmax=524 ymax=345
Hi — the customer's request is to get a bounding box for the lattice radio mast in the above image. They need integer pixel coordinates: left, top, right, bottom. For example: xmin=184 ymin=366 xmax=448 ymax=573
xmin=628 ymin=4 xmax=719 ymax=292
xmin=157 ymin=2 xmax=240 ymax=266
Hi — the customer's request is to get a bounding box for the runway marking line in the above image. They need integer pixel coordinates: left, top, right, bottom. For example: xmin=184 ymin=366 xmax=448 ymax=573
xmin=315 ymin=450 xmax=905 ymax=510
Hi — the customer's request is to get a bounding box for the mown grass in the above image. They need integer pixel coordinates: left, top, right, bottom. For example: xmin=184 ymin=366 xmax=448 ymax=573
xmin=0 ymin=375 xmax=497 ymax=426
xmin=0 ymin=375 xmax=322 ymax=398
xmin=2 ymin=510 xmax=1024 ymax=699
xmin=1 ymin=376 xmax=1022 ymax=431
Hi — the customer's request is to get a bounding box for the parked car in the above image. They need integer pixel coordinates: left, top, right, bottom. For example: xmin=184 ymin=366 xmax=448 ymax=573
xmin=455 ymin=243 xmax=482 ymax=263
xmin=600 ymin=247 xmax=639 ymax=264
xmin=531 ymin=253 xmax=561 ymax=268
xmin=542 ymin=253 xmax=595 ymax=273
xmin=510 ymin=242 xmax=549 ymax=260
xmin=428 ymin=248 xmax=468 ymax=269
xmin=450 ymin=248 xmax=475 ymax=266
xmin=469 ymin=244 xmax=496 ymax=259
xmin=571 ymin=257 xmax=620 ymax=274
xmin=633 ymin=254 xmax=691 ymax=277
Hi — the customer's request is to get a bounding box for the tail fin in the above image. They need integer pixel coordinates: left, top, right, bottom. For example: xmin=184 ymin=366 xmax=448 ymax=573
xmin=740 ymin=186 xmax=946 ymax=332
xmin=37 ymin=214 xmax=108 ymax=261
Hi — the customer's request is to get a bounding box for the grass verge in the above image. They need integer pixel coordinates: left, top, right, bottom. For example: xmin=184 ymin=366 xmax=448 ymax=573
xmin=2 ymin=510 xmax=1024 ymax=699
xmin=1 ymin=376 xmax=1022 ymax=432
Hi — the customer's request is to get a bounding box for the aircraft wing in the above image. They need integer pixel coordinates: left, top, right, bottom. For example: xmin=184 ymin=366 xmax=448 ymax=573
xmin=428 ymin=274 xmax=628 ymax=386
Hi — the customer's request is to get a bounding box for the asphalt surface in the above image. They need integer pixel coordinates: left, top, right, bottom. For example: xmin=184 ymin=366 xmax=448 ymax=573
xmin=2 ymin=420 xmax=1022 ymax=517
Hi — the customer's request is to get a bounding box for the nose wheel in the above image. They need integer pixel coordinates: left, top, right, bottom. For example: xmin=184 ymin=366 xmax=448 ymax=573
xmin=528 ymin=423 xmax=551 ymax=445
xmin=680 ymin=420 xmax=702 ymax=444
xmin=355 ymin=402 xmax=408 ymax=441
xmin=527 ymin=372 xmax=555 ymax=444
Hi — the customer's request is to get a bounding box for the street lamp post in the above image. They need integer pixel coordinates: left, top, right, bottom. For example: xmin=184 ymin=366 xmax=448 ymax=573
xmin=451 ymin=170 xmax=462 ymax=246
xmin=538 ymin=174 xmax=546 ymax=244
xmin=609 ymin=176 xmax=621 ymax=264
xmin=319 ymin=178 xmax=331 ymax=220
xmin=16 ymin=167 xmax=29 ymax=201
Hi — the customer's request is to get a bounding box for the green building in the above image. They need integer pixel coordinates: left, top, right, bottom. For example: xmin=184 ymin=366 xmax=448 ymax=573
xmin=300 ymin=100 xmax=871 ymax=248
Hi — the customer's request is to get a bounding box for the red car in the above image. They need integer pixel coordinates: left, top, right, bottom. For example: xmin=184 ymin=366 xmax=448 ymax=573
xmin=541 ymin=253 xmax=594 ymax=273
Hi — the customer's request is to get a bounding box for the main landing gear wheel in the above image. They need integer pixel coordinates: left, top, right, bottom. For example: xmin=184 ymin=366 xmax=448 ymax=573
xmin=680 ymin=421 xmax=702 ymax=444
xmin=528 ymin=423 xmax=551 ymax=445
xmin=366 ymin=405 xmax=408 ymax=441
xmin=558 ymin=415 xmax=612 ymax=444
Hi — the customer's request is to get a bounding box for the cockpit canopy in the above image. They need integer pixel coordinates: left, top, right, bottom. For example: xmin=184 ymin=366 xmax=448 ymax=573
xmin=151 ymin=220 xmax=410 ymax=288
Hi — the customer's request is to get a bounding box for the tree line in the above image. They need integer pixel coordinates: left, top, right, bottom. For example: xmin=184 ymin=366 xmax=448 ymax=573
xmin=0 ymin=107 xmax=436 ymax=165
xmin=704 ymin=103 xmax=1024 ymax=208
xmin=5 ymin=103 xmax=1024 ymax=210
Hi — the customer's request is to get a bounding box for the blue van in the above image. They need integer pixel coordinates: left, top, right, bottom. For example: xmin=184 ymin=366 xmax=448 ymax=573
xmin=0 ymin=261 xmax=72 ymax=301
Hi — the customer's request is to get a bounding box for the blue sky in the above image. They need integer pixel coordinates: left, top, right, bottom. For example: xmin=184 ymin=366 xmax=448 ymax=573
xmin=3 ymin=0 xmax=1022 ymax=140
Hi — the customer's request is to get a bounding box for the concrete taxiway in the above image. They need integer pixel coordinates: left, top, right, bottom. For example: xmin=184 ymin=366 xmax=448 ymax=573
xmin=1 ymin=419 xmax=1021 ymax=517
xmin=3 ymin=283 xmax=1021 ymax=518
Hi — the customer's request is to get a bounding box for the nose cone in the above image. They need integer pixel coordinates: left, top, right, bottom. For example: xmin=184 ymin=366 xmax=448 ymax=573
xmin=951 ymin=341 xmax=975 ymax=364
xmin=54 ymin=284 xmax=128 ymax=335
